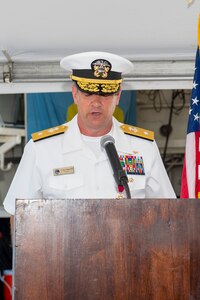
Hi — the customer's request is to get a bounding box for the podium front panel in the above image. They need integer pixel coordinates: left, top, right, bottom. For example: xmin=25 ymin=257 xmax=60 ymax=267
xmin=14 ymin=199 xmax=200 ymax=299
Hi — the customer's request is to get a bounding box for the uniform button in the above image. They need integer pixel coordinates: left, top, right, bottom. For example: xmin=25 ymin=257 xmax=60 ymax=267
xmin=128 ymin=177 xmax=134 ymax=183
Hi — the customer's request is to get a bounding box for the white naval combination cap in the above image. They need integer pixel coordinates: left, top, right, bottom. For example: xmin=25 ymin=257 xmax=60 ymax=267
xmin=60 ymin=51 xmax=133 ymax=95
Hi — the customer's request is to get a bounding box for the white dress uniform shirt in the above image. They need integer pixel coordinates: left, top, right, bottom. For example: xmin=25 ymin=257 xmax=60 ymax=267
xmin=3 ymin=116 xmax=176 ymax=215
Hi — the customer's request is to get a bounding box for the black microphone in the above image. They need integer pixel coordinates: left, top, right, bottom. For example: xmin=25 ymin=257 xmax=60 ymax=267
xmin=100 ymin=135 xmax=131 ymax=198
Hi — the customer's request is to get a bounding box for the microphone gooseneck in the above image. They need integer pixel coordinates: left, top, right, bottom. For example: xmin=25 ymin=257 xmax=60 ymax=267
xmin=100 ymin=135 xmax=131 ymax=199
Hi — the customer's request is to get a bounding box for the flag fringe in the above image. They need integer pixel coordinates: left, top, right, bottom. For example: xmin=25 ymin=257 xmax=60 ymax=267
xmin=198 ymin=14 xmax=200 ymax=48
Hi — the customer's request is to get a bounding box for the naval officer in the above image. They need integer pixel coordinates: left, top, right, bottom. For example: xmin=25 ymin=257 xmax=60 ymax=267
xmin=3 ymin=51 xmax=176 ymax=217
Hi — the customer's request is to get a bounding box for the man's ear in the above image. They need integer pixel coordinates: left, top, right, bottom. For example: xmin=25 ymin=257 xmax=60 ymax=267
xmin=115 ymin=89 xmax=121 ymax=106
xmin=72 ymin=84 xmax=78 ymax=104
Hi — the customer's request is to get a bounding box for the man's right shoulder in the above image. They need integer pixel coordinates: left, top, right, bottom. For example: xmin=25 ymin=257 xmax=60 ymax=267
xmin=31 ymin=124 xmax=68 ymax=142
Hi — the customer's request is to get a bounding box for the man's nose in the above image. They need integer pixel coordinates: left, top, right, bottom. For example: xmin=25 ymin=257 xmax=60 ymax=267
xmin=91 ymin=95 xmax=102 ymax=106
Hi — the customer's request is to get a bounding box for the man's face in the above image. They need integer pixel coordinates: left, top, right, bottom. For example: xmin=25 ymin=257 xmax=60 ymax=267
xmin=72 ymin=85 xmax=121 ymax=136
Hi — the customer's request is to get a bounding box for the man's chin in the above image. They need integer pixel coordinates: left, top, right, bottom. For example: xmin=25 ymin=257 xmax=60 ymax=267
xmin=88 ymin=114 xmax=104 ymax=124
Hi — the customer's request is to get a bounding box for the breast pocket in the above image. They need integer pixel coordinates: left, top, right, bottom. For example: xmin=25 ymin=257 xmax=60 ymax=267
xmin=45 ymin=174 xmax=84 ymax=198
xmin=128 ymin=175 xmax=146 ymax=198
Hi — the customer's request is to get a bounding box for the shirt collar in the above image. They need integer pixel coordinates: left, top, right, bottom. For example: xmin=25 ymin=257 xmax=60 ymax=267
xmin=61 ymin=115 xmax=83 ymax=154
xmin=112 ymin=117 xmax=133 ymax=154
xmin=61 ymin=115 xmax=132 ymax=155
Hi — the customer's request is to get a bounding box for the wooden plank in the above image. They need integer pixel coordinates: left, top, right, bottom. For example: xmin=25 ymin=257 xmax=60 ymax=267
xmin=14 ymin=199 xmax=200 ymax=300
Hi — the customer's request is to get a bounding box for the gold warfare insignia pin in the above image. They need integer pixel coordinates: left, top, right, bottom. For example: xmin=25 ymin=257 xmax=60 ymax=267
xmin=53 ymin=166 xmax=74 ymax=176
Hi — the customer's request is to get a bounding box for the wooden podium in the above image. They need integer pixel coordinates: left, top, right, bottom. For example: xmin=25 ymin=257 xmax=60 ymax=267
xmin=14 ymin=199 xmax=200 ymax=300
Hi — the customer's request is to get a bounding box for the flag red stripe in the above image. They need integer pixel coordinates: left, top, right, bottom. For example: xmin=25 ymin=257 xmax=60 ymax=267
xmin=195 ymin=132 xmax=200 ymax=197
xmin=180 ymin=156 xmax=189 ymax=198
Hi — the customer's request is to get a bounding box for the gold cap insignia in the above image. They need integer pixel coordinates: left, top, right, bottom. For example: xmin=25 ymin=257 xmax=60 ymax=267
xmin=91 ymin=59 xmax=111 ymax=78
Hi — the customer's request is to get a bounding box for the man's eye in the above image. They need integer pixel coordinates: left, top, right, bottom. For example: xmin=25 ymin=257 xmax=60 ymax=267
xmin=83 ymin=93 xmax=92 ymax=97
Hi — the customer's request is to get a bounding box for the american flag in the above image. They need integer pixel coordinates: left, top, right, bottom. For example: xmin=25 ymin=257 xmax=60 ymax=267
xmin=180 ymin=46 xmax=200 ymax=198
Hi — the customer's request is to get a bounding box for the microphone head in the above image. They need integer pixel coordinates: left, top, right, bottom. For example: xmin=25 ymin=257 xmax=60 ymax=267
xmin=100 ymin=135 xmax=115 ymax=149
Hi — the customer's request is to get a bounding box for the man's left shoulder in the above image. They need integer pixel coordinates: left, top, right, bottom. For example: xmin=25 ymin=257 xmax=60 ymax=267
xmin=120 ymin=124 xmax=154 ymax=142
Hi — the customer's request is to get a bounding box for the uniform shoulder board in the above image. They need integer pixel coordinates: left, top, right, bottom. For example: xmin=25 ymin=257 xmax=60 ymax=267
xmin=120 ymin=124 xmax=154 ymax=141
xmin=32 ymin=125 xmax=68 ymax=142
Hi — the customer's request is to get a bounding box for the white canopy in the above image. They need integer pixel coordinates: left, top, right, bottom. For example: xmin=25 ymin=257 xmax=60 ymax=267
xmin=0 ymin=0 xmax=199 ymax=93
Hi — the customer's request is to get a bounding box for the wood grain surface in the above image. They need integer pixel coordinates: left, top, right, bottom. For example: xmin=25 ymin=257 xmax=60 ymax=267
xmin=14 ymin=199 xmax=200 ymax=300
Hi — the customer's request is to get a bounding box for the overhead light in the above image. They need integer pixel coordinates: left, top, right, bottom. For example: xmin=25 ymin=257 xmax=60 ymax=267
xmin=187 ymin=0 xmax=195 ymax=6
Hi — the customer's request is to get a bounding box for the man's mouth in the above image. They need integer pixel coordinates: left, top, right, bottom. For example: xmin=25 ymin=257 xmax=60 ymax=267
xmin=91 ymin=111 xmax=101 ymax=116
